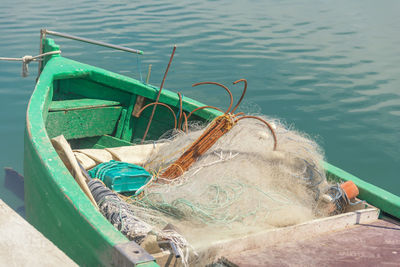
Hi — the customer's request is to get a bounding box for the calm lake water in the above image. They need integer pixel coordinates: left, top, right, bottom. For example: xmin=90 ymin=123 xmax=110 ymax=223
xmin=1 ymin=0 xmax=399 ymax=214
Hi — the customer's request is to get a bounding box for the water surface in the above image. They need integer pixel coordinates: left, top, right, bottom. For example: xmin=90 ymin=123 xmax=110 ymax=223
xmin=1 ymin=0 xmax=399 ymax=214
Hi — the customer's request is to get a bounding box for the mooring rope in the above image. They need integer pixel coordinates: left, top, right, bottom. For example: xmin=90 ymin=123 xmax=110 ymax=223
xmin=0 ymin=50 xmax=61 ymax=77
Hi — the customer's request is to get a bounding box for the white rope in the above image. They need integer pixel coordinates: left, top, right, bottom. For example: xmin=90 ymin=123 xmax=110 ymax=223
xmin=0 ymin=50 xmax=61 ymax=77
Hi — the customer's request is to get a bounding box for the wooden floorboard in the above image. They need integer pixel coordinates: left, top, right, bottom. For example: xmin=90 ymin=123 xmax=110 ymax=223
xmin=223 ymin=219 xmax=400 ymax=267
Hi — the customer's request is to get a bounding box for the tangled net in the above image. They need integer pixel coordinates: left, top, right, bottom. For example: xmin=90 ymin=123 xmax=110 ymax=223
xmin=119 ymin=115 xmax=331 ymax=265
xmin=97 ymin=76 xmax=338 ymax=265
xmin=88 ymin=70 xmax=337 ymax=264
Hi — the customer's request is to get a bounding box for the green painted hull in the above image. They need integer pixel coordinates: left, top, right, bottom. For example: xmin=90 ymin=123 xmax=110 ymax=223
xmin=24 ymin=39 xmax=400 ymax=266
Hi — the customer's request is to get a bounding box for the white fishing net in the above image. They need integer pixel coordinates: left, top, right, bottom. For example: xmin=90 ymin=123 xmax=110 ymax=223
xmin=123 ymin=115 xmax=332 ymax=265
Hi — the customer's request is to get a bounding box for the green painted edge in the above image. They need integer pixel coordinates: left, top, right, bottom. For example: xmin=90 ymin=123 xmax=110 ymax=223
xmin=324 ymin=161 xmax=400 ymax=219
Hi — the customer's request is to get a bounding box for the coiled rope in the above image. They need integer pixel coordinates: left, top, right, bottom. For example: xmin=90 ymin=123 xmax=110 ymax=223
xmin=88 ymin=178 xmax=192 ymax=266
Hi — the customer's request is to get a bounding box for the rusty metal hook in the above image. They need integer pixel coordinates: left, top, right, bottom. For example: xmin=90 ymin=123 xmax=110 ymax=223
xmin=235 ymin=115 xmax=277 ymax=150
xmin=186 ymin=105 xmax=224 ymax=121
xmin=192 ymin=81 xmax=234 ymax=114
xmin=231 ymin=79 xmax=247 ymax=113
xmin=137 ymin=102 xmax=177 ymax=130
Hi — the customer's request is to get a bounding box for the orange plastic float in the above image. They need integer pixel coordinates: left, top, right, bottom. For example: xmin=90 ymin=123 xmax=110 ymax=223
xmin=340 ymin=181 xmax=359 ymax=200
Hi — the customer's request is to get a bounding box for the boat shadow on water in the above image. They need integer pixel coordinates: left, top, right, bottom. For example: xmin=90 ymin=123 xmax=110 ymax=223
xmin=3 ymin=167 xmax=25 ymax=217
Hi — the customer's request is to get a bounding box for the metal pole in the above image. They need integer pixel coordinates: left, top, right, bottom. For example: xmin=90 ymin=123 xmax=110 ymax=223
xmin=141 ymin=45 xmax=177 ymax=143
xmin=37 ymin=29 xmax=46 ymax=78
xmin=43 ymin=29 xmax=144 ymax=55
xmin=145 ymin=64 xmax=152 ymax=84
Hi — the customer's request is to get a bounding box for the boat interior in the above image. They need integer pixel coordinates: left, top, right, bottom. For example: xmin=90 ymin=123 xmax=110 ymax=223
xmin=46 ymin=76 xmax=187 ymax=150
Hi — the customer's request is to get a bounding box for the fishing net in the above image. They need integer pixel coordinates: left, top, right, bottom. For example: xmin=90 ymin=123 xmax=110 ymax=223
xmin=116 ymin=115 xmax=332 ymax=265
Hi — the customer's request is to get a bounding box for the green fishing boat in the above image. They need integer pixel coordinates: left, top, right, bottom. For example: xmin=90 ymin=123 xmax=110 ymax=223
xmin=23 ymin=30 xmax=400 ymax=266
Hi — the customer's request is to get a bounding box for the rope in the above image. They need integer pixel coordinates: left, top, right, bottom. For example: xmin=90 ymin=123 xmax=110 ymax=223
xmin=136 ymin=53 xmax=143 ymax=82
xmin=0 ymin=50 xmax=61 ymax=77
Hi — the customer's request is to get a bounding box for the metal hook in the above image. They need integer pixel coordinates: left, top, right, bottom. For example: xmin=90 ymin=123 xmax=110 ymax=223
xmin=192 ymin=81 xmax=234 ymax=114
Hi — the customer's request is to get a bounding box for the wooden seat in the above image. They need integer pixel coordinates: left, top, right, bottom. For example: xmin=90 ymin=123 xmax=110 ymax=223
xmin=46 ymin=98 xmax=123 ymax=139
xmin=49 ymin=98 xmax=120 ymax=111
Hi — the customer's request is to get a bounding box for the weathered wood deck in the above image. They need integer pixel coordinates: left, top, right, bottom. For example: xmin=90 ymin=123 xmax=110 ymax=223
xmin=222 ymin=219 xmax=400 ymax=266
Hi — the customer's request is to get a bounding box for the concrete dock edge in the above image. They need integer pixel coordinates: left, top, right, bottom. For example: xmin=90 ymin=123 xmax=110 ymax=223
xmin=0 ymin=199 xmax=77 ymax=266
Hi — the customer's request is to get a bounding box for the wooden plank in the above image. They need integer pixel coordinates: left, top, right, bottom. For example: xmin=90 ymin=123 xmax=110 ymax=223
xmin=58 ymin=78 xmax=132 ymax=106
xmin=46 ymin=106 xmax=122 ymax=139
xmin=132 ymin=95 xmax=146 ymax=117
xmin=49 ymin=99 xmax=120 ymax=111
xmin=51 ymin=135 xmax=98 ymax=208
xmin=224 ymin=219 xmax=400 ymax=266
xmin=115 ymin=109 xmax=127 ymax=139
xmin=153 ymin=206 xmax=379 ymax=264
xmin=120 ymin=95 xmax=137 ymax=142
xmin=200 ymin=207 xmax=379 ymax=261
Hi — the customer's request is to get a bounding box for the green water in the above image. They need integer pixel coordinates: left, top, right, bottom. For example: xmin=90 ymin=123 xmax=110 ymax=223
xmin=1 ymin=0 xmax=399 ymax=214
